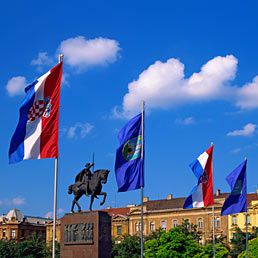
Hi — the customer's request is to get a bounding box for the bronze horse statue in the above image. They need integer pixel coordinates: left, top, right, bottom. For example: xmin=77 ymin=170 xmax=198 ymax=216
xmin=68 ymin=169 xmax=109 ymax=212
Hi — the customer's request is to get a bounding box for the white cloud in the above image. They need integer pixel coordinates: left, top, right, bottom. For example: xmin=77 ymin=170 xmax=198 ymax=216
xmin=0 ymin=196 xmax=25 ymax=206
xmin=45 ymin=208 xmax=64 ymax=218
xmin=232 ymin=148 xmax=241 ymax=153
xmin=118 ymin=55 xmax=238 ymax=117
xmin=31 ymin=51 xmax=54 ymax=71
xmin=67 ymin=122 xmax=94 ymax=139
xmin=12 ymin=196 xmax=25 ymax=205
xmin=227 ymin=123 xmax=257 ymax=136
xmin=236 ymin=76 xmax=258 ymax=109
xmin=175 ymin=117 xmax=195 ymax=125
xmin=58 ymin=36 xmax=121 ymax=70
xmin=6 ymin=76 xmax=27 ymax=97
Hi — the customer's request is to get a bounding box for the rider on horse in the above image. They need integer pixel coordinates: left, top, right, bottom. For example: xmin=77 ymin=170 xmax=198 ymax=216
xmin=75 ymin=162 xmax=94 ymax=196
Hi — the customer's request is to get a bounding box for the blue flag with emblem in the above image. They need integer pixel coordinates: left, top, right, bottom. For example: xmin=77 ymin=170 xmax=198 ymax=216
xmin=115 ymin=113 xmax=144 ymax=192
xmin=221 ymin=159 xmax=247 ymax=216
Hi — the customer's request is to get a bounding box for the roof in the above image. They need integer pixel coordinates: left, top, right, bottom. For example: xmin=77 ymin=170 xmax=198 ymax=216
xmin=6 ymin=208 xmax=24 ymax=221
xmin=137 ymin=192 xmax=258 ymax=211
xmin=98 ymin=207 xmax=130 ymax=217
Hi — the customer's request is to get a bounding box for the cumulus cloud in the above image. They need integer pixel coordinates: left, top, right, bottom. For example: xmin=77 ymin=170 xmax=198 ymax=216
xmin=12 ymin=196 xmax=25 ymax=205
xmin=175 ymin=116 xmax=195 ymax=125
xmin=236 ymin=76 xmax=258 ymax=109
xmin=0 ymin=196 xmax=25 ymax=206
xmin=66 ymin=122 xmax=94 ymax=139
xmin=45 ymin=208 xmax=64 ymax=219
xmin=31 ymin=51 xmax=54 ymax=71
xmin=58 ymin=36 xmax=121 ymax=70
xmin=6 ymin=76 xmax=27 ymax=97
xmin=227 ymin=123 xmax=257 ymax=136
xmin=118 ymin=55 xmax=238 ymax=117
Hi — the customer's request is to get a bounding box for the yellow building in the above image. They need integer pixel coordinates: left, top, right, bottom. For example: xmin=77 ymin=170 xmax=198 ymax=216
xmin=46 ymin=220 xmax=61 ymax=245
xmin=128 ymin=191 xmax=228 ymax=244
xmin=0 ymin=208 xmax=51 ymax=241
xmin=228 ymin=193 xmax=258 ymax=239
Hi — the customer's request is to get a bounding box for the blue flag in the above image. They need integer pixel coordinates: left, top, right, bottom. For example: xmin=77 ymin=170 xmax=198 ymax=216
xmin=115 ymin=113 xmax=144 ymax=192
xmin=221 ymin=160 xmax=247 ymax=216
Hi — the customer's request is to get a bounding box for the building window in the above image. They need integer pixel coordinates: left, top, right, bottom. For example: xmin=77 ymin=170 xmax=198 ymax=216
xmin=139 ymin=223 xmax=142 ymax=231
xmin=11 ymin=230 xmax=16 ymax=240
xmin=117 ymin=226 xmax=122 ymax=235
xmin=232 ymin=216 xmax=237 ymax=225
xmin=198 ymin=219 xmax=203 ymax=229
xmin=42 ymin=232 xmax=45 ymax=240
xmin=173 ymin=220 xmax=178 ymax=228
xmin=161 ymin=221 xmax=166 ymax=230
xmin=21 ymin=230 xmax=25 ymax=238
xmin=150 ymin=222 xmax=155 ymax=231
xmin=2 ymin=230 xmax=6 ymax=238
xmin=135 ymin=223 xmax=139 ymax=232
xmin=246 ymin=215 xmax=250 ymax=224
xmin=216 ymin=217 xmax=220 ymax=227
xmin=232 ymin=233 xmax=237 ymax=240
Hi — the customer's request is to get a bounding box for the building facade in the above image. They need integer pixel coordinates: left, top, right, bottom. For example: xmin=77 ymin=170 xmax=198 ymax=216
xmin=0 ymin=208 xmax=52 ymax=242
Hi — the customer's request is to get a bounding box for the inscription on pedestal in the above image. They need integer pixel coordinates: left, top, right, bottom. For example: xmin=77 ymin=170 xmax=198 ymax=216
xmin=64 ymin=223 xmax=94 ymax=245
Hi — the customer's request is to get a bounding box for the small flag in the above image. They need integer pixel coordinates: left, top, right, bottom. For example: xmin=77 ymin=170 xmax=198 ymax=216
xmin=115 ymin=113 xmax=144 ymax=192
xmin=9 ymin=62 xmax=63 ymax=164
xmin=184 ymin=145 xmax=214 ymax=209
xmin=221 ymin=160 xmax=247 ymax=216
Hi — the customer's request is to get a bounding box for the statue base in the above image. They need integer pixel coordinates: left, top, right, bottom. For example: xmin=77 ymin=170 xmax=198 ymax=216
xmin=60 ymin=211 xmax=111 ymax=258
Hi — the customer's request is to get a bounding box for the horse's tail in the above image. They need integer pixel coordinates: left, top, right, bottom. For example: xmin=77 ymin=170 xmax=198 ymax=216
xmin=68 ymin=184 xmax=73 ymax=194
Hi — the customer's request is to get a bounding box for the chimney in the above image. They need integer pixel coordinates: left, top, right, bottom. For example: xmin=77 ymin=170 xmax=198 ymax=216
xmin=216 ymin=189 xmax=221 ymax=196
xmin=167 ymin=194 xmax=173 ymax=200
xmin=107 ymin=206 xmax=111 ymax=209
xmin=256 ymin=189 xmax=258 ymax=195
xmin=143 ymin=197 xmax=149 ymax=202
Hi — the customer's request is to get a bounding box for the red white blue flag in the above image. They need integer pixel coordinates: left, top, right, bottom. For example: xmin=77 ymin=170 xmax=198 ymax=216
xmin=9 ymin=62 xmax=63 ymax=164
xmin=183 ymin=145 xmax=214 ymax=209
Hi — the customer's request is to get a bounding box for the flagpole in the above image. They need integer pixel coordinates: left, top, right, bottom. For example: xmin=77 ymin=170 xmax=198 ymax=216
xmin=52 ymin=54 xmax=63 ymax=258
xmin=141 ymin=101 xmax=145 ymax=258
xmin=245 ymin=157 xmax=248 ymax=258
xmin=211 ymin=142 xmax=215 ymax=258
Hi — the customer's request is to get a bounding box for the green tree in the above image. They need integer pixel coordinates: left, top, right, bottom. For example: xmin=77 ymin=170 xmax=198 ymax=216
xmin=144 ymin=227 xmax=203 ymax=258
xmin=178 ymin=219 xmax=202 ymax=242
xmin=144 ymin=228 xmax=163 ymax=242
xmin=230 ymin=227 xmax=258 ymax=258
xmin=112 ymin=234 xmax=141 ymax=258
xmin=238 ymin=237 xmax=258 ymax=258
xmin=193 ymin=243 xmax=229 ymax=258
xmin=0 ymin=239 xmax=15 ymax=258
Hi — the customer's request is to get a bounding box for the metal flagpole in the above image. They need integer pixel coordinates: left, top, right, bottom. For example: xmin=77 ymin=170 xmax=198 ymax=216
xmin=141 ymin=101 xmax=145 ymax=258
xmin=52 ymin=54 xmax=63 ymax=258
xmin=246 ymin=212 xmax=248 ymax=258
xmin=245 ymin=157 xmax=248 ymax=258
xmin=212 ymin=205 xmax=215 ymax=258
xmin=211 ymin=142 xmax=215 ymax=258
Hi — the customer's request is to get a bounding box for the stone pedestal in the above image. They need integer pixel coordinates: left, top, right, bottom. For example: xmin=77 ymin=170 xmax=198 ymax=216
xmin=60 ymin=211 xmax=111 ymax=258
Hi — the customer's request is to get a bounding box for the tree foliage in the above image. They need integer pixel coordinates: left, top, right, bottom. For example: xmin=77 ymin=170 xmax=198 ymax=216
xmin=112 ymin=234 xmax=141 ymax=258
xmin=144 ymin=227 xmax=203 ymax=258
xmin=230 ymin=227 xmax=258 ymax=258
xmin=238 ymin=237 xmax=258 ymax=258
xmin=0 ymin=234 xmax=59 ymax=258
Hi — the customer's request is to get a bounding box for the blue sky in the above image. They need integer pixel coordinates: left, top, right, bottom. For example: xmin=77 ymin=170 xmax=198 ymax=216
xmin=1 ymin=0 xmax=258 ymax=218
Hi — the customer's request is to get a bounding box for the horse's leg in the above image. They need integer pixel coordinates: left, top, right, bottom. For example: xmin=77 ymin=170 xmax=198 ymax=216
xmin=75 ymin=193 xmax=83 ymax=212
xmin=71 ymin=198 xmax=76 ymax=213
xmin=98 ymin=192 xmax=107 ymax=206
xmin=89 ymin=195 xmax=95 ymax=211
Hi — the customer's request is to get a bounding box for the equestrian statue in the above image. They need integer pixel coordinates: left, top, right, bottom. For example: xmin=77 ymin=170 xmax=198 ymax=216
xmin=68 ymin=162 xmax=109 ymax=212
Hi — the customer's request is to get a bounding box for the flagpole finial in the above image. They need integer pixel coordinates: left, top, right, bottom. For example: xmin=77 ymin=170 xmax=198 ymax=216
xmin=211 ymin=142 xmax=214 ymax=146
xmin=59 ymin=54 xmax=64 ymax=63
xmin=245 ymin=157 xmax=247 ymax=160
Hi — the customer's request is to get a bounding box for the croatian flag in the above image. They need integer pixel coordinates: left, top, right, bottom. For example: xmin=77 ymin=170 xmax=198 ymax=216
xmin=183 ymin=145 xmax=214 ymax=209
xmin=9 ymin=62 xmax=63 ymax=164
